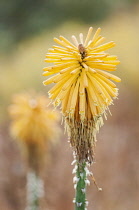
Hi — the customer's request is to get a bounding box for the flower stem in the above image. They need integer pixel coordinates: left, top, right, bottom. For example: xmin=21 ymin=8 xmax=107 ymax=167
xmin=26 ymin=171 xmax=44 ymax=210
xmin=75 ymin=161 xmax=87 ymax=210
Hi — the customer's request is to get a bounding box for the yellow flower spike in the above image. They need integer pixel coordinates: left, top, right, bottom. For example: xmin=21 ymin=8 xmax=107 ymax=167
xmin=9 ymin=92 xmax=61 ymax=171
xmin=43 ymin=27 xmax=121 ymax=163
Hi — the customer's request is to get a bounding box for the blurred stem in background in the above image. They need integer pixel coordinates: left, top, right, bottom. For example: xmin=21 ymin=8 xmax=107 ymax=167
xmin=9 ymin=92 xmax=61 ymax=210
xmin=26 ymin=171 xmax=44 ymax=210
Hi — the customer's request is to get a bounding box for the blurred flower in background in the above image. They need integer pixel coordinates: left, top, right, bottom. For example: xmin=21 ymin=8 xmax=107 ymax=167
xmin=8 ymin=91 xmax=61 ymax=172
xmin=8 ymin=91 xmax=61 ymax=209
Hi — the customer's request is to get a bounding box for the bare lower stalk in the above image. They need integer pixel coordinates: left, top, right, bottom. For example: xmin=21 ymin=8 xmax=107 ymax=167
xmin=75 ymin=161 xmax=87 ymax=210
xmin=26 ymin=171 xmax=44 ymax=210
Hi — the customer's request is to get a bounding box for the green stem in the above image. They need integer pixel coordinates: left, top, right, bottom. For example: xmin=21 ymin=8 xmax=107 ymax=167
xmin=75 ymin=161 xmax=87 ymax=210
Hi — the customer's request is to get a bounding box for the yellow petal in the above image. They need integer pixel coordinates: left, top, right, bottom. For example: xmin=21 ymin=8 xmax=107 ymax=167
xmin=66 ymin=83 xmax=76 ymax=114
xmin=92 ymin=41 xmax=116 ymax=52
xmin=84 ymin=27 xmax=93 ymax=47
xmin=70 ymin=67 xmax=81 ymax=75
xmin=54 ymin=37 xmax=68 ymax=48
xmin=70 ymin=78 xmax=80 ymax=111
xmin=71 ymin=35 xmax=79 ymax=47
xmin=87 ymin=88 xmax=97 ymax=116
xmin=87 ymin=78 xmax=99 ymax=107
xmin=59 ymin=36 xmax=77 ymax=49
xmin=95 ymin=76 xmax=118 ymax=98
xmin=87 ymin=61 xmax=116 ymax=71
xmin=60 ymin=64 xmax=80 ymax=74
xmin=79 ymin=90 xmax=86 ymax=121
xmin=82 ymin=69 xmax=88 ymax=87
xmin=94 ymin=74 xmax=116 ymax=88
xmin=93 ymin=37 xmax=106 ymax=47
xmin=96 ymin=70 xmax=121 ymax=82
xmin=62 ymin=74 xmax=78 ymax=91
xmin=43 ymin=74 xmax=59 ymax=85
xmin=79 ymin=33 xmax=84 ymax=44
xmin=88 ymin=28 xmax=101 ymax=47
xmin=62 ymin=88 xmax=71 ymax=114
xmin=103 ymin=60 xmax=120 ymax=65
xmin=43 ymin=70 xmax=59 ymax=76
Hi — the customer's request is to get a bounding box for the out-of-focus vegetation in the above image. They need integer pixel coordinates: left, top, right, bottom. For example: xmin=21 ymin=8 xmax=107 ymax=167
xmin=1 ymin=5 xmax=139 ymax=121
xmin=0 ymin=0 xmax=138 ymax=53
